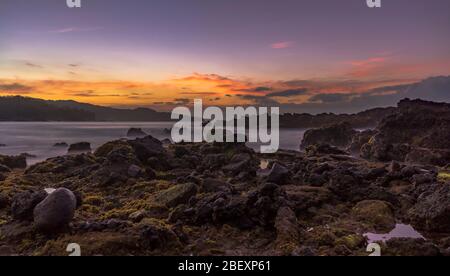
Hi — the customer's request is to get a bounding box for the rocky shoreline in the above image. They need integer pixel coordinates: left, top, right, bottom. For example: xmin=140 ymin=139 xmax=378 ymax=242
xmin=0 ymin=98 xmax=449 ymax=256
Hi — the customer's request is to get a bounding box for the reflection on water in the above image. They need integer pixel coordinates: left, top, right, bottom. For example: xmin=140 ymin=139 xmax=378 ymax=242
xmin=364 ymin=224 xmax=425 ymax=244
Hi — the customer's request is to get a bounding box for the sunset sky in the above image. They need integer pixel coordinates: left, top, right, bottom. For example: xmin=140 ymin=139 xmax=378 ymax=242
xmin=1 ymin=0 xmax=450 ymax=113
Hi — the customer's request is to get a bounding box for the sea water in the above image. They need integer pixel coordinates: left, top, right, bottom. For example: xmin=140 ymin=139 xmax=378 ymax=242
xmin=0 ymin=122 xmax=306 ymax=165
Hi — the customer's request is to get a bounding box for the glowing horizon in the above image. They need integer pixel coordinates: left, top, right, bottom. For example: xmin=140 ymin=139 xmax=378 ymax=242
xmin=1 ymin=0 xmax=450 ymax=113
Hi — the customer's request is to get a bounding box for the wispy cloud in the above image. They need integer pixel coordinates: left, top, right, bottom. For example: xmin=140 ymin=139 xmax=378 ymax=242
xmin=348 ymin=57 xmax=387 ymax=67
xmin=270 ymin=41 xmax=294 ymax=49
xmin=25 ymin=62 xmax=43 ymax=68
xmin=0 ymin=83 xmax=33 ymax=94
xmin=49 ymin=27 xmax=104 ymax=34
xmin=345 ymin=55 xmax=390 ymax=78
xmin=69 ymin=90 xmax=121 ymax=98
xmin=267 ymin=88 xmax=308 ymax=98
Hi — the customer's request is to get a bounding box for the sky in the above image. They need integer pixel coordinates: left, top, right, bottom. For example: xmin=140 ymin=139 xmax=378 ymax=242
xmin=0 ymin=0 xmax=449 ymax=113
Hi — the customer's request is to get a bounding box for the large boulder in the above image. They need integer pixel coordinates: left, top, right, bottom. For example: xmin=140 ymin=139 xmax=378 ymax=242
xmin=352 ymin=200 xmax=396 ymax=231
xmin=11 ymin=190 xmax=48 ymax=220
xmin=300 ymin=122 xmax=357 ymax=150
xmin=408 ymin=184 xmax=450 ymax=232
xmin=361 ymin=99 xmax=450 ymax=164
xmin=33 ymin=188 xmax=77 ymax=232
xmin=68 ymin=142 xmax=92 ymax=153
xmin=128 ymin=135 xmax=165 ymax=162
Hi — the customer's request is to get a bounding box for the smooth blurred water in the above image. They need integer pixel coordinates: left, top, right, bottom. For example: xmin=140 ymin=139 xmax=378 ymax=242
xmin=0 ymin=122 xmax=306 ymax=165
xmin=0 ymin=122 xmax=174 ymax=165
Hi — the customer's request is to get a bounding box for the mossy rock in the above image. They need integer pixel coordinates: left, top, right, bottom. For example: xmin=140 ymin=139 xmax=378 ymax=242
xmin=335 ymin=234 xmax=366 ymax=250
xmin=154 ymin=183 xmax=197 ymax=208
xmin=352 ymin=200 xmax=395 ymax=231
xmin=438 ymin=172 xmax=450 ymax=182
xmin=94 ymin=140 xmax=132 ymax=158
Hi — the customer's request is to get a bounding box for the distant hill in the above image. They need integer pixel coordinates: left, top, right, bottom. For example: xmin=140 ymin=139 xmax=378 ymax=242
xmin=52 ymin=99 xmax=172 ymax=121
xmin=0 ymin=95 xmax=396 ymax=128
xmin=279 ymin=106 xmax=397 ymax=129
xmin=0 ymin=96 xmax=171 ymax=122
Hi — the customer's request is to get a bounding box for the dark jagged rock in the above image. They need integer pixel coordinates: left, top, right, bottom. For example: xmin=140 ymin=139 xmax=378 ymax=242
xmin=347 ymin=129 xmax=377 ymax=155
xmin=94 ymin=139 xmax=130 ymax=157
xmin=20 ymin=153 xmax=37 ymax=159
xmin=0 ymin=154 xmax=27 ymax=169
xmin=383 ymin=238 xmax=441 ymax=256
xmin=405 ymin=147 xmax=450 ymax=167
xmin=53 ymin=142 xmax=68 ymax=148
xmin=408 ymin=184 xmax=450 ymax=232
xmin=0 ymin=164 xmax=11 ymax=173
xmin=139 ymin=219 xmax=181 ymax=250
xmin=301 ymin=122 xmax=357 ymax=150
xmin=361 ymin=99 xmax=450 ymax=165
xmin=283 ymin=185 xmax=333 ymax=213
xmin=33 ymin=188 xmax=77 ymax=232
xmin=128 ymin=135 xmax=165 ymax=162
xmin=11 ymin=190 xmax=48 ymax=221
xmin=126 ymin=165 xmax=141 ymax=178
xmin=266 ymin=163 xmax=290 ymax=185
xmin=127 ymin=128 xmax=148 ymax=137
xmin=68 ymin=142 xmax=92 ymax=153
xmin=200 ymin=178 xmax=231 ymax=193
xmin=1 ymin=101 xmax=449 ymax=256
xmin=222 ymin=153 xmax=257 ymax=176
xmin=0 ymin=193 xmax=10 ymax=209
xmin=305 ymin=144 xmax=349 ymax=156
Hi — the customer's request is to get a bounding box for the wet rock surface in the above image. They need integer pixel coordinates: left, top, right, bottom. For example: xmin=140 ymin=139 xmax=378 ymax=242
xmin=0 ymin=100 xmax=449 ymax=256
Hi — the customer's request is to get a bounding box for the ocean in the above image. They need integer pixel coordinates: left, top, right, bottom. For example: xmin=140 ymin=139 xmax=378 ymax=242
xmin=0 ymin=122 xmax=306 ymax=165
